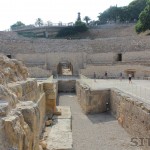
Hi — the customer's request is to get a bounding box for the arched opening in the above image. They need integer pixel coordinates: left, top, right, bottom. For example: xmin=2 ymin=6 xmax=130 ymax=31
xmin=57 ymin=60 xmax=73 ymax=75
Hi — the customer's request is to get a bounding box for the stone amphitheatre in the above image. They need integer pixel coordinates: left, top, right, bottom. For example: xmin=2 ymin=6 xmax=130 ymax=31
xmin=0 ymin=24 xmax=150 ymax=150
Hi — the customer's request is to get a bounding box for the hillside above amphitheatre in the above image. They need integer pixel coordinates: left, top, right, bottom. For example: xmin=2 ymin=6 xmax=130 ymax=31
xmin=0 ymin=24 xmax=150 ymax=54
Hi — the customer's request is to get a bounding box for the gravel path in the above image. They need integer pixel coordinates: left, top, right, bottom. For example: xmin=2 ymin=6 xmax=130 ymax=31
xmin=58 ymin=93 xmax=141 ymax=150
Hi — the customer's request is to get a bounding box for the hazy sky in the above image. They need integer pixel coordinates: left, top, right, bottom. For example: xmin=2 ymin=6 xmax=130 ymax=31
xmin=0 ymin=0 xmax=133 ymax=30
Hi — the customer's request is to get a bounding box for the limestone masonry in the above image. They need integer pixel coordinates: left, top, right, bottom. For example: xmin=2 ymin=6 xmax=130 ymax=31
xmin=0 ymin=54 xmax=59 ymax=150
xmin=1 ymin=24 xmax=150 ymax=78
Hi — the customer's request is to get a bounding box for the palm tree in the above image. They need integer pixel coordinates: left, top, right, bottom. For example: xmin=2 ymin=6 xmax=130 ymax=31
xmin=35 ymin=18 xmax=43 ymax=27
xmin=83 ymin=16 xmax=91 ymax=25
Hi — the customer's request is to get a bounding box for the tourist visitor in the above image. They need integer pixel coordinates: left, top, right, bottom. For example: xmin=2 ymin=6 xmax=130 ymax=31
xmin=119 ymin=72 xmax=123 ymax=81
xmin=105 ymin=71 xmax=108 ymax=79
xmin=128 ymin=74 xmax=132 ymax=83
xmin=93 ymin=72 xmax=96 ymax=82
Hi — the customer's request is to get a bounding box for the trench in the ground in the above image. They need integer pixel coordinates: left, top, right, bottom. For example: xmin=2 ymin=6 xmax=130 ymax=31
xmin=57 ymin=93 xmax=140 ymax=150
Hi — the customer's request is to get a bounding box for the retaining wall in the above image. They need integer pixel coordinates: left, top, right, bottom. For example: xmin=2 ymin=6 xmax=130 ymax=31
xmin=76 ymin=81 xmax=150 ymax=150
xmin=0 ymin=78 xmax=58 ymax=150
xmin=58 ymin=80 xmax=76 ymax=93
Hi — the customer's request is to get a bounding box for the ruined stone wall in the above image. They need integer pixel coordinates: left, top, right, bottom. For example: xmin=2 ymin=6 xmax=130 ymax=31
xmin=0 ymin=78 xmax=46 ymax=150
xmin=15 ymin=52 xmax=85 ymax=75
xmin=76 ymin=80 xmax=150 ymax=150
xmin=1 ymin=31 xmax=150 ymax=55
xmin=58 ymin=80 xmax=76 ymax=93
xmin=14 ymin=50 xmax=150 ymax=77
xmin=76 ymin=81 xmax=110 ymax=114
xmin=123 ymin=51 xmax=150 ymax=62
xmin=110 ymin=89 xmax=150 ymax=150
xmin=87 ymin=52 xmax=114 ymax=63
xmin=43 ymin=81 xmax=58 ymax=114
xmin=0 ymin=54 xmax=58 ymax=150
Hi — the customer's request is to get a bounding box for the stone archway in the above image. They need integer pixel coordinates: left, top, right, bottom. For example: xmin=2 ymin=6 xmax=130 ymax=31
xmin=57 ymin=60 xmax=73 ymax=75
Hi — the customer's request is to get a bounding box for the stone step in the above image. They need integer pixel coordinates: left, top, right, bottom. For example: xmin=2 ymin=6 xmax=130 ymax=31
xmin=46 ymin=106 xmax=73 ymax=150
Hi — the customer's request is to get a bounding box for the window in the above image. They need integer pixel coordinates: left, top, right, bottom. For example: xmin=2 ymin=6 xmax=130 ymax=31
xmin=117 ymin=53 xmax=122 ymax=61
xmin=7 ymin=54 xmax=11 ymax=59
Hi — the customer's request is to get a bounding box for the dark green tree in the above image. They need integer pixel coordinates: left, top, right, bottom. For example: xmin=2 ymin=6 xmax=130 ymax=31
xmin=128 ymin=0 xmax=147 ymax=21
xmin=97 ymin=0 xmax=147 ymax=24
xmin=56 ymin=12 xmax=88 ymax=37
xmin=35 ymin=18 xmax=43 ymax=27
xmin=83 ymin=16 xmax=91 ymax=25
xmin=11 ymin=21 xmax=25 ymax=30
xmin=135 ymin=0 xmax=150 ymax=33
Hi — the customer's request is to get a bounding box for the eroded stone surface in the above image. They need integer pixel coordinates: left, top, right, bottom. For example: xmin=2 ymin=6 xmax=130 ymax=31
xmin=46 ymin=106 xmax=72 ymax=150
xmin=0 ymin=54 xmax=28 ymax=84
xmin=0 ymin=55 xmax=56 ymax=150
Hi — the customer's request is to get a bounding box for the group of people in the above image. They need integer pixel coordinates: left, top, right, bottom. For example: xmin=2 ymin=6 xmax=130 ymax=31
xmin=93 ymin=72 xmax=132 ymax=83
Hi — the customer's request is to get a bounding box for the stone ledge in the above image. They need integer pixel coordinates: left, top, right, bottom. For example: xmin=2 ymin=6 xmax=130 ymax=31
xmin=46 ymin=106 xmax=73 ymax=150
xmin=53 ymin=106 xmax=71 ymax=119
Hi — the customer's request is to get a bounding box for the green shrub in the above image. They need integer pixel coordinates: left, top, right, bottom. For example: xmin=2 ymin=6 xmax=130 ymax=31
xmin=56 ymin=23 xmax=88 ymax=37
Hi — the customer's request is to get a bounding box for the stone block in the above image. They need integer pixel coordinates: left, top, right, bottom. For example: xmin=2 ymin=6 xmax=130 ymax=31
xmin=16 ymin=101 xmax=40 ymax=150
xmin=46 ymin=99 xmax=56 ymax=114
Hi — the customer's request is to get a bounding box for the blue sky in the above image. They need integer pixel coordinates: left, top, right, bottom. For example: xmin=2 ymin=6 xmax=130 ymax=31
xmin=0 ymin=0 xmax=133 ymax=30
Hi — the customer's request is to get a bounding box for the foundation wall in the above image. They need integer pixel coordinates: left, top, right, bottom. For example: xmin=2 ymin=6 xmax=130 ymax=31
xmin=58 ymin=80 xmax=76 ymax=93
xmin=110 ymin=89 xmax=150 ymax=150
xmin=0 ymin=78 xmax=58 ymax=150
xmin=76 ymin=81 xmax=110 ymax=114
xmin=76 ymin=81 xmax=150 ymax=149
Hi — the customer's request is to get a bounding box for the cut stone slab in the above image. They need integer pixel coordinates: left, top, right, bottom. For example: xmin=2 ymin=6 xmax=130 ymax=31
xmin=47 ymin=130 xmax=72 ymax=150
xmin=52 ymin=119 xmax=71 ymax=132
xmin=46 ymin=106 xmax=72 ymax=150
xmin=53 ymin=106 xmax=71 ymax=119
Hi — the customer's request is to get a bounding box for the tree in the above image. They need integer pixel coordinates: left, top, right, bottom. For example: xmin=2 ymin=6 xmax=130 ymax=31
xmin=135 ymin=0 xmax=150 ymax=33
xmin=83 ymin=16 xmax=91 ymax=25
xmin=11 ymin=21 xmax=25 ymax=30
xmin=97 ymin=0 xmax=147 ymax=24
xmin=56 ymin=12 xmax=88 ymax=37
xmin=77 ymin=12 xmax=81 ymax=21
xmin=35 ymin=18 xmax=43 ymax=27
xmin=128 ymin=0 xmax=147 ymax=21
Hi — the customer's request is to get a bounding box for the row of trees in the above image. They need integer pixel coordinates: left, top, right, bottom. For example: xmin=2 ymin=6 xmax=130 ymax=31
xmin=97 ymin=0 xmax=147 ymax=24
xmin=96 ymin=0 xmax=150 ymax=33
xmin=135 ymin=0 xmax=150 ymax=33
xmin=11 ymin=18 xmax=48 ymax=30
xmin=11 ymin=16 xmax=91 ymax=30
xmin=10 ymin=0 xmax=150 ymax=34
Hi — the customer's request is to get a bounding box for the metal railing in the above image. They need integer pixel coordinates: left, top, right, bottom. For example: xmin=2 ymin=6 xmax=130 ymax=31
xmin=79 ymin=74 xmax=150 ymax=103
xmin=11 ymin=23 xmax=74 ymax=31
xmin=114 ymin=81 xmax=150 ymax=103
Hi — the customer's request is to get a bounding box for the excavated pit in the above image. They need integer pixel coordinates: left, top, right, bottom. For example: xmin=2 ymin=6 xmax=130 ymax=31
xmin=76 ymin=80 xmax=150 ymax=150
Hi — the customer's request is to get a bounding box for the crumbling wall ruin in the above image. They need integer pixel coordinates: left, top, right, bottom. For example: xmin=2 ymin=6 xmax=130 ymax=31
xmin=76 ymin=81 xmax=150 ymax=150
xmin=0 ymin=54 xmax=58 ymax=150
